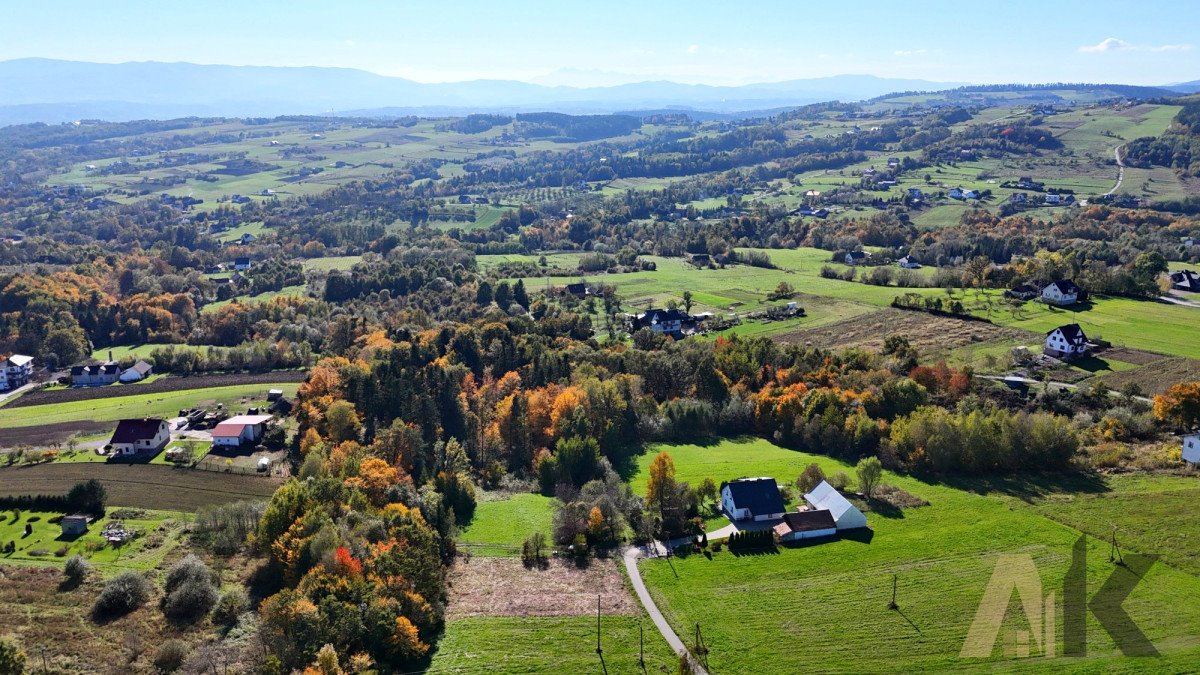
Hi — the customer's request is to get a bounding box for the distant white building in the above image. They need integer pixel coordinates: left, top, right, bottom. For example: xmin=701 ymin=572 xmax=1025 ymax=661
xmin=0 ymin=354 xmax=33 ymax=391
xmin=803 ymin=481 xmax=868 ymax=530
xmin=1182 ymin=433 xmax=1200 ymax=465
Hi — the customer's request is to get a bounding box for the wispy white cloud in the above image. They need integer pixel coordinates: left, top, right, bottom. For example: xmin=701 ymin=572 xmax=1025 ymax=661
xmin=1079 ymin=37 xmax=1192 ymax=53
xmin=687 ymin=44 xmax=700 ymax=55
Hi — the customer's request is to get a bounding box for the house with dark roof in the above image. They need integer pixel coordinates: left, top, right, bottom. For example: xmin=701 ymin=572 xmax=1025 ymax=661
xmin=721 ymin=477 xmax=787 ymax=522
xmin=1170 ymin=270 xmax=1200 ymax=293
xmin=71 ymin=361 xmax=120 ymax=387
xmin=564 ymin=282 xmax=591 ymax=298
xmin=632 ymin=308 xmax=694 ymax=337
xmin=109 ymin=418 xmax=170 ymax=456
xmin=1005 ymin=282 xmax=1042 ymax=301
xmin=772 ymin=509 xmax=838 ymax=542
xmin=1042 ymin=279 xmax=1081 ymax=306
xmin=896 ymin=256 xmax=921 ymax=269
xmin=1045 ymin=324 xmax=1089 ymax=360
xmin=803 ymin=481 xmax=868 ymax=530
xmin=233 ymin=257 xmax=252 ymax=271
xmin=845 ymin=251 xmax=869 ymax=265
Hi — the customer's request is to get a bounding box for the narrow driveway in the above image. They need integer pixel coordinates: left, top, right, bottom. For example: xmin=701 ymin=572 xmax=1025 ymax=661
xmin=1105 ymin=143 xmax=1126 ymax=196
xmin=623 ymin=541 xmax=709 ymax=675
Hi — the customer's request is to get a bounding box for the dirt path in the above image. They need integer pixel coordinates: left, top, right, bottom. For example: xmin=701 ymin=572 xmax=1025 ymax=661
xmin=1105 ymin=143 xmax=1126 ymax=197
xmin=623 ymin=542 xmax=708 ymax=675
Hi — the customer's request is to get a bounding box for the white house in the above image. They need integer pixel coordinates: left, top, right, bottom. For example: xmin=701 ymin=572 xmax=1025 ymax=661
xmin=1044 ymin=324 xmax=1089 ymax=359
xmin=109 ymin=418 xmax=170 ymax=456
xmin=772 ymin=510 xmax=838 ymax=542
xmin=1183 ymin=433 xmax=1200 ymax=464
xmin=1042 ymin=279 xmax=1081 ymax=306
xmin=845 ymin=251 xmax=869 ymax=265
xmin=721 ymin=477 xmax=787 ymax=522
xmin=632 ymin=308 xmax=692 ymax=336
xmin=119 ymin=361 xmax=153 ymax=383
xmin=962 ymin=189 xmax=979 ymax=200
xmin=897 ymin=256 xmax=921 ymax=269
xmin=0 ymin=354 xmax=33 ymax=391
xmin=211 ymin=414 xmax=273 ymax=447
xmin=803 ymin=481 xmax=868 ymax=530
xmin=71 ymin=361 xmax=120 ymax=386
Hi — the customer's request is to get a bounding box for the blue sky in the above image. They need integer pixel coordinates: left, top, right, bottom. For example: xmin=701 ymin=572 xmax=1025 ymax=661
xmin=1 ymin=0 xmax=1197 ymax=85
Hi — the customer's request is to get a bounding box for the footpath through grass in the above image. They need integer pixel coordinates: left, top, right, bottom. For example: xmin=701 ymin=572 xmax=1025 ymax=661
xmin=636 ymin=439 xmax=1200 ymax=672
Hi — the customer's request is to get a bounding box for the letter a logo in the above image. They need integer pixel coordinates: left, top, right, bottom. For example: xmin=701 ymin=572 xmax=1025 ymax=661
xmin=960 ymin=554 xmax=1056 ymax=658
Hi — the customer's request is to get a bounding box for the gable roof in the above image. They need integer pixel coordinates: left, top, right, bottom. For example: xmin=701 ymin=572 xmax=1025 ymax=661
xmin=804 ymin=481 xmax=857 ymax=522
xmin=4 ymin=354 xmax=33 ymax=367
xmin=212 ymin=414 xmax=273 ymax=438
xmin=125 ymin=360 xmax=153 ymax=376
xmin=1049 ymin=323 xmax=1087 ymax=342
xmin=723 ymin=477 xmax=786 ymax=516
xmin=846 ymin=251 xmax=867 ymax=260
xmin=780 ymin=509 xmax=837 ymax=533
xmin=639 ymin=308 xmax=691 ymax=323
xmin=1045 ymin=279 xmax=1080 ymax=295
xmin=110 ymin=418 xmax=166 ymax=444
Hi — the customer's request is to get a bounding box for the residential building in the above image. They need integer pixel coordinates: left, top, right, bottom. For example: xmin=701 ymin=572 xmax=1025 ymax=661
xmin=1044 ymin=324 xmax=1089 ymax=360
xmin=1183 ymin=433 xmax=1200 ymax=464
xmin=1005 ymin=282 xmax=1041 ymax=300
xmin=109 ymin=418 xmax=170 ymax=456
xmin=61 ymin=515 xmax=90 ymax=537
xmin=845 ymin=251 xmax=869 ymax=265
xmin=897 ymin=256 xmax=921 ymax=269
xmin=721 ymin=477 xmax=787 ymax=522
xmin=803 ymin=481 xmax=868 ymax=530
xmin=1170 ymin=270 xmax=1200 ymax=293
xmin=0 ymin=354 xmax=34 ymax=390
xmin=233 ymin=257 xmax=252 ymax=271
xmin=71 ymin=361 xmax=120 ymax=386
xmin=211 ymin=414 xmax=273 ymax=447
xmin=632 ymin=308 xmax=693 ymax=337
xmin=1042 ymin=279 xmax=1081 ymax=306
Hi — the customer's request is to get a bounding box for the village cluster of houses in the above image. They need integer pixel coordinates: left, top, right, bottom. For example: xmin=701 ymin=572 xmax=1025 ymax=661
xmin=0 ymin=354 xmax=34 ymax=391
xmin=719 ymin=476 xmax=868 ymax=542
xmin=843 ymin=251 xmax=922 ymax=269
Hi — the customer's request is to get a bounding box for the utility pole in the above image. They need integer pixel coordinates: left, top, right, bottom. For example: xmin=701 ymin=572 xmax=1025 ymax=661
xmin=596 ymin=595 xmax=603 ymax=656
xmin=888 ymin=574 xmax=899 ymax=610
xmin=639 ymin=620 xmax=645 ymax=669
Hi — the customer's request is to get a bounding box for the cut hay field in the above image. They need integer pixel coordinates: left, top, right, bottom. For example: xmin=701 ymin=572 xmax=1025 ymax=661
xmin=0 ymin=463 xmax=280 ymax=511
xmin=636 ymin=439 xmax=1200 ymax=672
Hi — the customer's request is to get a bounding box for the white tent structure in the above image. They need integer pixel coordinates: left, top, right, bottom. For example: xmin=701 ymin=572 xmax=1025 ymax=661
xmin=803 ymin=480 xmax=868 ymax=530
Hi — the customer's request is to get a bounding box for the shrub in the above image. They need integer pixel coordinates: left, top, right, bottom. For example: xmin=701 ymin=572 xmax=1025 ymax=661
xmin=0 ymin=637 xmax=27 ymax=675
xmin=163 ymin=580 xmax=219 ymax=622
xmin=54 ymin=545 xmax=69 ymax=557
xmin=212 ymin=587 xmax=249 ymax=626
xmin=153 ymin=639 xmax=188 ymax=673
xmin=94 ymin=572 xmax=152 ymax=620
xmin=64 ymin=555 xmax=93 ymax=583
xmin=828 ymin=471 xmax=852 ymax=491
xmin=164 ymin=555 xmax=217 ymax=596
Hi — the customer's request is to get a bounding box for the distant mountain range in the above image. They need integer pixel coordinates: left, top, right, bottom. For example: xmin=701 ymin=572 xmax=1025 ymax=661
xmin=0 ymin=58 xmax=967 ymax=124
xmin=1167 ymin=80 xmax=1200 ymax=93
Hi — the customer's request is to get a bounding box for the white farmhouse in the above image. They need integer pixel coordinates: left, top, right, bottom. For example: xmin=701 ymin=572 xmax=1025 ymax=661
xmin=721 ymin=477 xmax=787 ymax=522
xmin=803 ymin=480 xmax=868 ymax=530
xmin=1044 ymin=324 xmax=1089 ymax=360
xmin=1182 ymin=433 xmax=1200 ymax=465
xmin=0 ymin=354 xmax=33 ymax=391
xmin=109 ymin=418 xmax=170 ymax=457
xmin=1042 ymin=279 xmax=1081 ymax=306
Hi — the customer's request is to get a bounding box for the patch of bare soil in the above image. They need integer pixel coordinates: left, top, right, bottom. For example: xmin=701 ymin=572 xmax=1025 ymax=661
xmin=1095 ymin=346 xmax=1165 ymax=366
xmin=447 ymin=556 xmax=638 ymax=619
xmin=775 ymin=308 xmax=1036 ymax=357
xmin=1 ymin=420 xmax=108 ymax=447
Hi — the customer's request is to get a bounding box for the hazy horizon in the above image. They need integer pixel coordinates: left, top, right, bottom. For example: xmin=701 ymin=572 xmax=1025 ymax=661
xmin=1 ymin=0 xmax=1197 ymax=87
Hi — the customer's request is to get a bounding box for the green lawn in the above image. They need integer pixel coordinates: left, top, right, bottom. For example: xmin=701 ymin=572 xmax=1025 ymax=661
xmin=428 ymin=615 xmax=679 ymax=674
xmin=300 ymin=255 xmax=363 ymax=272
xmin=458 ymin=492 xmax=555 ymax=556
xmin=0 ymin=383 xmax=298 ymax=430
xmin=202 ymin=284 xmax=309 ymax=313
xmin=0 ymin=508 xmax=190 ymax=572
xmin=975 ymin=292 xmax=1200 ymax=360
xmin=637 ymin=439 xmax=1200 ymax=672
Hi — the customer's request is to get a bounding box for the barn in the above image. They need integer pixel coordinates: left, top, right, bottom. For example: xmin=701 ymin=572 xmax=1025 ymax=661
xmin=773 ymin=510 xmax=838 ymax=542
xmin=211 ymin=414 xmax=273 ymax=447
xmin=803 ymin=481 xmax=868 ymax=530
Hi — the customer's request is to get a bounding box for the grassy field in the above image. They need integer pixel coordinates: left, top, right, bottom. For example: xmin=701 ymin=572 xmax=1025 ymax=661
xmin=300 ymin=255 xmax=363 ymax=272
xmin=201 ymin=284 xmax=309 ymax=313
xmin=0 ymin=382 xmax=297 ymax=430
xmin=428 ymin=615 xmax=679 ymax=673
xmin=0 ymin=463 xmax=280 ymax=511
xmin=636 ymin=439 xmax=1200 ymax=672
xmin=458 ymin=492 xmax=555 ymax=556
xmin=0 ymin=508 xmax=189 ymax=572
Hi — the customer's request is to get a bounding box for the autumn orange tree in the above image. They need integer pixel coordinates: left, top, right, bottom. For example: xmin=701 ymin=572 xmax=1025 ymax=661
xmin=1154 ymin=382 xmax=1200 ymax=430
